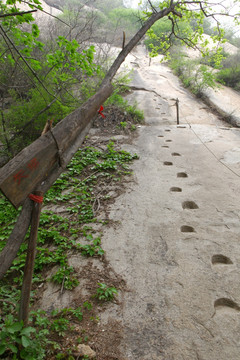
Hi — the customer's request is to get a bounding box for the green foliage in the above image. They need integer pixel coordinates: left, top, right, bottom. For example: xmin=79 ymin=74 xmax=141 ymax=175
xmin=0 ymin=286 xmax=20 ymax=315
xmin=46 ymin=37 xmax=98 ymax=82
xmin=216 ymin=52 xmax=240 ymax=91
xmin=0 ymin=141 xmax=138 ymax=297
xmin=83 ymin=301 xmax=93 ymax=311
xmin=190 ymin=18 xmax=215 ymax=36
xmin=0 ymin=314 xmax=52 ymax=360
xmin=5 ymin=88 xmax=74 ymax=152
xmin=126 ymin=103 xmax=144 ymax=122
xmin=145 ymin=18 xmax=192 ymax=55
xmin=0 ymin=303 xmax=88 ymax=359
xmin=217 ymin=67 xmax=240 ymax=91
xmin=0 ymin=142 xmax=138 ymax=356
xmin=120 ymin=121 xmax=127 ymax=129
xmin=89 ymin=0 xmax=124 ymax=14
xmin=222 ymin=28 xmax=240 ymax=48
xmin=0 ymin=2 xmax=100 ymax=159
xmin=108 ymin=8 xmax=141 ymax=35
xmin=169 ymin=50 xmax=218 ymax=96
xmin=143 ymin=1 xmax=234 ymax=67
xmin=0 ymin=299 xmax=95 ymax=359
xmin=79 ymin=237 xmax=105 ymax=257
xmin=50 ymin=318 xmax=69 ymax=336
xmin=51 ymin=266 xmax=79 ymax=290
xmin=0 ymin=197 xmax=19 ymax=245
xmin=200 ymin=48 xmax=228 ymax=69
xmin=95 ymin=283 xmax=118 ymax=301
xmin=4 ymin=0 xmax=43 ymax=12
xmin=0 ymin=142 xmax=137 ymax=322
xmin=51 ymin=307 xmax=83 ymax=321
xmin=106 ymin=91 xmax=144 ymax=123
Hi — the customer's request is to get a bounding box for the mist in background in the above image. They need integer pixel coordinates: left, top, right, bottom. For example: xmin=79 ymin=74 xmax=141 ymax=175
xmin=123 ymin=0 xmax=139 ymax=9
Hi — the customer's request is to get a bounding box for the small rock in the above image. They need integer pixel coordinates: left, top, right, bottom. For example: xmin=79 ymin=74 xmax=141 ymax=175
xmin=77 ymin=344 xmax=96 ymax=359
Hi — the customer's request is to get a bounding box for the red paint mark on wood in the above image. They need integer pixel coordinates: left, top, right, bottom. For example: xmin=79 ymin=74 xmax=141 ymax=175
xmin=98 ymin=105 xmax=105 ymax=118
xmin=13 ymin=157 xmax=41 ymax=186
xmin=13 ymin=170 xmax=29 ymax=185
xmin=27 ymin=157 xmax=40 ymax=170
xmin=0 ymin=135 xmax=57 ymax=208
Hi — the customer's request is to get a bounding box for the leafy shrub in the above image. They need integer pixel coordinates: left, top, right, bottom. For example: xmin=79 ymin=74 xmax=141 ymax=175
xmin=145 ymin=18 xmax=193 ymax=55
xmin=6 ymin=88 xmax=74 ymax=150
xmin=108 ymin=8 xmax=141 ymax=37
xmin=216 ymin=52 xmax=240 ymax=91
xmin=106 ymin=91 xmax=144 ymax=123
xmin=90 ymin=0 xmax=123 ymax=14
xmin=0 ymin=315 xmax=51 ymax=360
xmin=169 ymin=50 xmax=218 ymax=96
xmin=216 ymin=67 xmax=240 ymax=91
xmin=95 ymin=283 xmax=118 ymax=301
xmin=200 ymin=48 xmax=228 ymax=68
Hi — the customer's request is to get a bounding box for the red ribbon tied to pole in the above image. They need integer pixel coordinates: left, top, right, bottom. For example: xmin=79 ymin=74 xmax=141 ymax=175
xmin=98 ymin=105 xmax=105 ymax=118
xmin=29 ymin=194 xmax=44 ymax=203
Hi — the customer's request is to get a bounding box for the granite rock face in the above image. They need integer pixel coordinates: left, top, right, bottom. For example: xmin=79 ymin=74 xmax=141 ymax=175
xmin=101 ymin=45 xmax=240 ymax=360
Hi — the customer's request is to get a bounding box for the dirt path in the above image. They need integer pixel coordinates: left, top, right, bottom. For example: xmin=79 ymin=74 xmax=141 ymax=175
xmin=101 ymin=46 xmax=240 ymax=359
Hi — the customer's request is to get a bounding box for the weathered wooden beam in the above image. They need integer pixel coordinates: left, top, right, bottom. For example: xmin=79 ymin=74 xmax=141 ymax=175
xmin=0 ymin=133 xmax=57 ymax=208
xmin=0 ymin=106 xmax=100 ymax=279
xmin=0 ymin=83 xmax=113 ymax=208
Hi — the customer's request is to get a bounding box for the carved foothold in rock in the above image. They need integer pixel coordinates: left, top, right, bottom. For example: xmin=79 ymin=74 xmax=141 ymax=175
xmin=77 ymin=344 xmax=96 ymax=358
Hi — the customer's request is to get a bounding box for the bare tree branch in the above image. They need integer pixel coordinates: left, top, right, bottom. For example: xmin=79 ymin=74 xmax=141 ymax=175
xmin=0 ymin=24 xmax=62 ymax=103
xmin=147 ymin=0 xmax=158 ymax=13
xmin=20 ymin=0 xmax=70 ymax=27
xmin=0 ymin=9 xmax=37 ymax=18
xmin=0 ymin=29 xmax=49 ymax=102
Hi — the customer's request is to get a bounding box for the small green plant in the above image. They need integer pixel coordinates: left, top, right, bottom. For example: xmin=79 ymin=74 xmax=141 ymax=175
xmin=105 ymin=89 xmax=144 ymax=124
xmin=50 ymin=318 xmax=70 ymax=336
xmin=0 ymin=314 xmax=53 ymax=360
xmin=51 ymin=307 xmax=83 ymax=322
xmin=51 ymin=266 xmax=79 ymax=290
xmin=79 ymin=237 xmax=104 ymax=257
xmin=83 ymin=301 xmax=93 ymax=310
xmin=95 ymin=283 xmax=118 ymax=302
xmin=126 ymin=104 xmax=144 ymax=123
xmin=120 ymin=121 xmax=127 ymax=129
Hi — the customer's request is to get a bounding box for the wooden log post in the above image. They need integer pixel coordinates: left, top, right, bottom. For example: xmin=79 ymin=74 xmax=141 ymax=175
xmin=0 ymin=198 xmax=33 ymax=280
xmin=176 ymin=98 xmax=179 ymax=125
xmin=18 ymin=191 xmax=43 ymax=326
